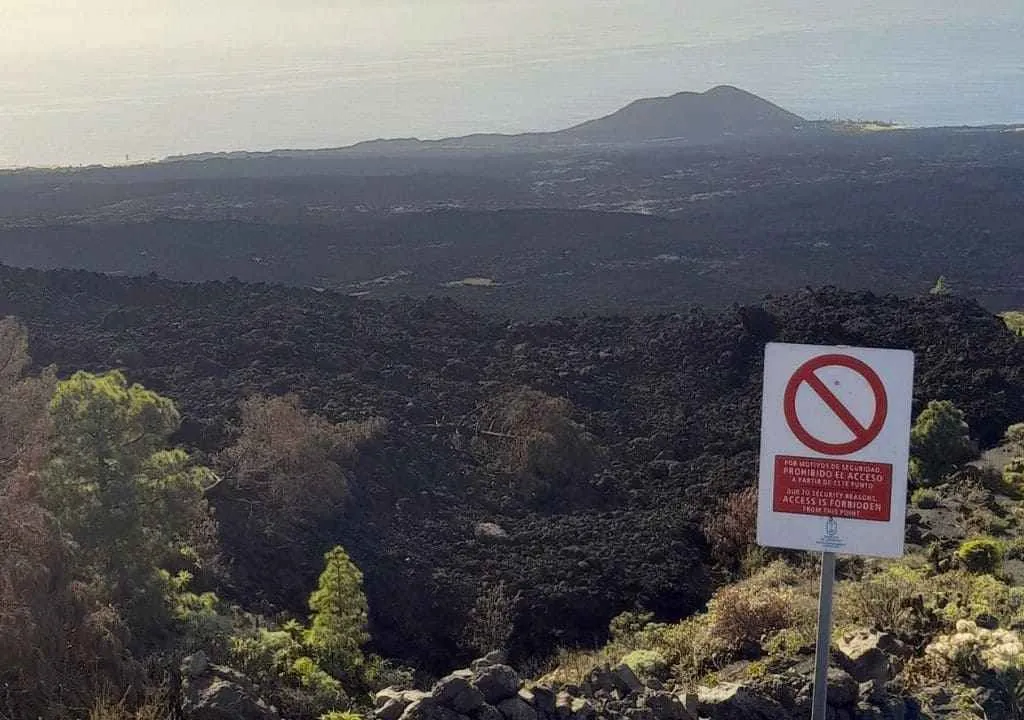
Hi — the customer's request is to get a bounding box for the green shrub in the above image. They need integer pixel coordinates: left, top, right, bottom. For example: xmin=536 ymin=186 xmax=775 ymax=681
xmin=229 ymin=622 xmax=353 ymax=718
xmin=978 ymin=465 xmax=1024 ymax=499
xmin=1005 ymin=423 xmax=1024 ymax=452
xmin=932 ymin=571 xmax=1012 ymax=625
xmin=659 ymin=615 xmax=723 ymax=684
xmin=838 ymin=564 xmax=924 ymax=632
xmin=609 ymin=610 xmax=656 ymax=650
xmin=165 ymin=572 xmax=235 ymax=658
xmin=910 ymin=400 xmax=977 ymax=485
xmin=290 ymin=656 xmax=348 ymax=712
xmin=912 ymin=488 xmax=940 ymax=509
xmin=543 ymin=647 xmax=613 ymax=686
xmin=1010 ymin=587 xmax=1024 ymax=618
xmin=621 ymin=649 xmax=668 ymax=678
xmin=1005 ymin=538 xmax=1024 ymax=561
xmin=930 ymin=276 xmax=951 ymax=295
xmin=763 ymin=627 xmax=813 ymax=660
xmin=229 ymin=626 xmax=305 ymax=683
xmin=956 ymin=538 xmax=1005 ymax=574
xmin=363 ymin=655 xmax=415 ymax=692
xmin=1004 ymin=457 xmax=1024 ymax=493
xmin=1000 ymin=312 xmax=1024 ymax=337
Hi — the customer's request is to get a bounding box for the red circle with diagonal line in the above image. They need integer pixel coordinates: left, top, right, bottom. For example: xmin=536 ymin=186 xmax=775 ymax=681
xmin=783 ymin=353 xmax=888 ymax=455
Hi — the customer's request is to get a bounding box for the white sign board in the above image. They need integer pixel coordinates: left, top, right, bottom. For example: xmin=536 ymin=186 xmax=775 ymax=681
xmin=757 ymin=342 xmax=914 ymax=557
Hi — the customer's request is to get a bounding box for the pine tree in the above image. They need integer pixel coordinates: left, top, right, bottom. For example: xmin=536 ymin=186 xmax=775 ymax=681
xmin=929 ymin=275 xmax=951 ymax=295
xmin=304 ymin=546 xmax=369 ymax=676
xmin=44 ymin=370 xmax=217 ymax=632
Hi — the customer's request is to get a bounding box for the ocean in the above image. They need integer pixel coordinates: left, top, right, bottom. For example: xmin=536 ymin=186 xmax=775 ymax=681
xmin=1 ymin=20 xmax=1021 ymax=168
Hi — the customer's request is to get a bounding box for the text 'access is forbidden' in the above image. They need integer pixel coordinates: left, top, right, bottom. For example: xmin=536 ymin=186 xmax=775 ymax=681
xmin=756 ymin=343 xmax=914 ymax=558
xmin=773 ymin=456 xmax=892 ymax=521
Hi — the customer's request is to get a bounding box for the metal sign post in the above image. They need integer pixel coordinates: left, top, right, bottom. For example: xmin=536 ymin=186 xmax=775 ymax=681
xmin=810 ymin=551 xmax=836 ymax=720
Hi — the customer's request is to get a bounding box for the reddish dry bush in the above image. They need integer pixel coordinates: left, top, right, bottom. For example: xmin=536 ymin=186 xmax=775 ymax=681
xmin=218 ymin=394 xmax=385 ymax=536
xmin=463 ymin=580 xmax=522 ymax=656
xmin=474 ymin=387 xmax=595 ymax=494
xmin=0 ymin=317 xmax=141 ymax=718
xmin=0 ymin=481 xmax=128 ymax=714
xmin=706 ymin=581 xmax=794 ymax=650
xmin=0 ymin=318 xmax=55 ymax=474
xmin=702 ymin=486 xmax=758 ymax=573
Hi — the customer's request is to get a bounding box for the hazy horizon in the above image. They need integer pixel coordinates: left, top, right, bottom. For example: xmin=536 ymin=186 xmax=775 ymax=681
xmin=2 ymin=0 xmax=1022 ymax=168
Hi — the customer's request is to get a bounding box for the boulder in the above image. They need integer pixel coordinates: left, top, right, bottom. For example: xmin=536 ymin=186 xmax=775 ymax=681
xmin=581 ymin=665 xmax=617 ymax=695
xmin=472 ymin=651 xmax=508 ymax=672
xmin=434 ymin=671 xmax=486 ymax=714
xmin=520 ymin=685 xmax=556 ymax=716
xmin=181 ymin=678 xmax=280 ymax=720
xmin=858 ymin=681 xmax=888 ymax=706
xmin=569 ymin=698 xmax=595 ymax=720
xmin=497 ymin=697 xmax=537 ymax=720
xmin=827 ymin=668 xmax=859 ymax=708
xmin=642 ymin=691 xmax=693 ymax=720
xmin=474 ymin=664 xmax=522 ymax=704
xmin=697 ymin=682 xmax=789 ymax=720
xmin=678 ymin=692 xmax=699 ymax=718
xmin=377 ymin=689 xmax=430 ymax=720
xmin=611 ymin=664 xmax=645 ymax=696
xmin=976 ymin=613 xmax=999 ymax=630
xmin=624 ymin=709 xmax=655 ymax=720
xmin=853 ymin=704 xmax=886 ymax=720
xmin=475 ymin=705 xmax=503 ymax=720
xmin=555 ymin=692 xmax=574 ymax=719
xmin=400 ymin=698 xmax=468 ymax=720
xmin=181 ymin=651 xmax=209 ymax=678
xmin=379 ymin=699 xmax=412 ymax=720
xmin=377 ymin=688 xmax=408 ymax=709
xmin=836 ymin=631 xmax=910 ymax=684
xmin=475 ymin=522 xmax=510 ymax=542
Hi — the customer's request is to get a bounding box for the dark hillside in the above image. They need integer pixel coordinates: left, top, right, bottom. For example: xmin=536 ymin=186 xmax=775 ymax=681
xmin=1 ymin=264 xmax=1021 ymax=669
xmin=2 ymin=164 xmax=1023 ymax=315
xmin=562 ymin=85 xmax=806 ymax=143
xmin=2 ymin=127 xmax=1022 ymax=317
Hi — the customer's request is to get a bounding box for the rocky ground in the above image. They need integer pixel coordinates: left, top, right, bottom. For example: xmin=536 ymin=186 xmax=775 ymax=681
xmin=1 ymin=264 xmax=1021 ymax=675
xmin=182 ymin=639 xmax=924 ymax=720
xmin=2 ymin=130 xmax=1023 ymax=316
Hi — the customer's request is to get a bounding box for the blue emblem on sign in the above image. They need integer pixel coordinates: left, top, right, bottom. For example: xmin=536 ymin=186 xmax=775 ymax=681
xmin=817 ymin=516 xmax=845 ymax=550
xmin=825 ymin=517 xmax=839 ymax=539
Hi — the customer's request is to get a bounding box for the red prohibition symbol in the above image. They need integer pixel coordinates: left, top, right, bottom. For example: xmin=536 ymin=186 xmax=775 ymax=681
xmin=783 ymin=353 xmax=888 ymax=455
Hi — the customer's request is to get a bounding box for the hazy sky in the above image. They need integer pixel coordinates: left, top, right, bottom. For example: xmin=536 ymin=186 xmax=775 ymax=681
xmin=2 ymin=0 xmax=1022 ymax=166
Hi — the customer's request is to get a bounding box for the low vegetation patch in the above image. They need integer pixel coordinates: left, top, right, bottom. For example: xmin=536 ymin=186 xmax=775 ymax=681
xmin=956 ymin=538 xmax=1005 ymax=575
xmin=912 ymin=487 xmax=941 ymax=509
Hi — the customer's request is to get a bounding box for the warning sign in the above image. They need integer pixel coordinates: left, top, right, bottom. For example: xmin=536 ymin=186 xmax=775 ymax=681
xmin=784 ymin=354 xmax=887 ymax=455
xmin=757 ymin=343 xmax=914 ymax=558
